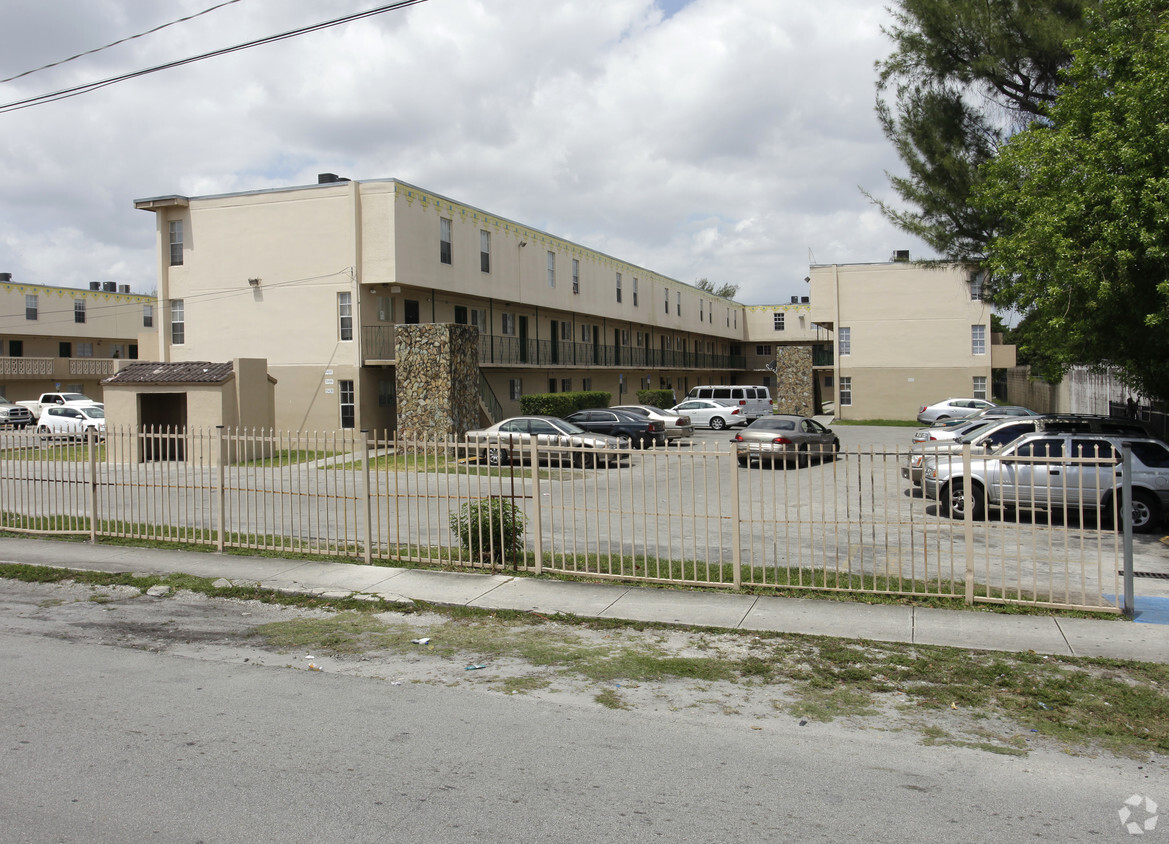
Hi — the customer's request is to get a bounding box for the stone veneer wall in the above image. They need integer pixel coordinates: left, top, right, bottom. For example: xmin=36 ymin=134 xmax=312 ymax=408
xmin=395 ymin=324 xmax=480 ymax=440
xmin=774 ymin=346 xmax=814 ymax=416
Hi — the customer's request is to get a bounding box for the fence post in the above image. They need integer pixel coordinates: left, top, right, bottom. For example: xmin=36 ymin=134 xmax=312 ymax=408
xmin=216 ymin=426 xmax=226 ymax=553
xmin=963 ymin=442 xmax=975 ymax=604
xmin=360 ymin=429 xmax=372 ymax=565
xmin=87 ymin=428 xmax=97 ymax=543
xmin=1122 ymin=444 xmax=1134 ymax=617
xmin=729 ymin=444 xmax=742 ymax=590
xmin=527 ymin=436 xmax=540 ymax=573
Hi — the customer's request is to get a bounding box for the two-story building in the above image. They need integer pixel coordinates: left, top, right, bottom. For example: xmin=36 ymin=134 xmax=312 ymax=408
xmin=809 ymin=256 xmax=1015 ymax=420
xmin=0 ymin=274 xmax=156 ymax=402
xmin=133 ymin=176 xmax=761 ymax=433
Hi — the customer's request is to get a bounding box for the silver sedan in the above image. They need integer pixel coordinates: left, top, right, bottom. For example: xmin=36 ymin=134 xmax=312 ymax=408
xmin=732 ymin=415 xmax=839 ymax=467
xmin=464 ymin=416 xmax=630 ymax=467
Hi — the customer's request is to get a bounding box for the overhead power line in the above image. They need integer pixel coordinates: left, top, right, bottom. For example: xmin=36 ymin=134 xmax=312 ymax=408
xmin=0 ymin=0 xmax=429 ymax=115
xmin=0 ymin=0 xmax=244 ymax=85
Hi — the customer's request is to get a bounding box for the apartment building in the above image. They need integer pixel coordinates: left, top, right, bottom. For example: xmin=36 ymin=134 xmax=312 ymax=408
xmin=133 ymin=176 xmax=757 ymax=433
xmin=808 ymin=257 xmax=1015 ymax=420
xmin=0 ymin=274 xmax=157 ymax=402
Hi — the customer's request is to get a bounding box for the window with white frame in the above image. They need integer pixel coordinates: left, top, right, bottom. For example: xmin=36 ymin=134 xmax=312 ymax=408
xmin=143 ymin=303 xmax=153 ymax=327
xmin=839 ymin=376 xmax=852 ymax=406
xmin=838 ymin=326 xmax=851 ymax=355
xmin=501 ymin=312 xmax=516 ymax=336
xmin=620 ymin=329 xmax=629 ymax=345
xmin=560 ymin=378 xmax=571 ymax=392
xmin=616 ymin=272 xmax=622 ymax=303
xmin=546 ymin=251 xmax=556 ymax=287
xmin=632 ymin=277 xmax=638 ymax=306
xmin=25 ymin=294 xmax=37 ymax=321
xmin=110 ymin=343 xmax=125 ymax=359
xmin=377 ymin=296 xmax=393 ymax=322
xmin=480 ymin=230 xmax=491 ymax=273
xmin=338 ymin=292 xmax=353 ymax=341
xmin=170 ymin=299 xmax=185 ymax=345
xmin=509 ymin=379 xmax=522 ymax=400
xmin=572 ymin=258 xmax=580 ymax=294
xmin=774 ymin=312 xmax=785 ymax=331
xmin=339 ymin=379 xmax=355 ymax=428
xmin=74 ymin=299 xmax=85 ymax=324
xmin=971 ymin=324 xmax=986 ymax=354
xmin=440 ymin=218 xmax=452 ymax=265
xmin=972 ymin=375 xmax=987 ymax=400
xmin=169 ymin=220 xmax=183 ymax=266
xmin=76 ymin=342 xmax=93 ymax=357
xmin=970 ymin=271 xmax=985 ymax=300
xmin=560 ymin=321 xmax=572 ymax=340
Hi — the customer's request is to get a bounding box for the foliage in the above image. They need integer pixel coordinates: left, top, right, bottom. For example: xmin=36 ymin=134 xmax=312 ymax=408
xmin=518 ymin=390 xmax=611 ymax=417
xmin=974 ymin=0 xmax=1169 ymax=399
xmin=870 ymin=0 xmax=1092 ymax=260
xmin=693 ymin=277 xmax=740 ymax=299
xmin=449 ymin=496 xmax=526 ymax=563
xmin=635 ymin=389 xmax=676 ymax=408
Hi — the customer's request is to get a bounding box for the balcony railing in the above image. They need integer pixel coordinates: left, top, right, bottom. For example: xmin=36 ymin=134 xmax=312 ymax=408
xmin=0 ymin=358 xmax=54 ymax=377
xmin=0 ymin=357 xmax=119 ymax=379
xmin=812 ymin=345 xmax=834 ymax=367
xmin=361 ymin=324 xmax=744 ymax=371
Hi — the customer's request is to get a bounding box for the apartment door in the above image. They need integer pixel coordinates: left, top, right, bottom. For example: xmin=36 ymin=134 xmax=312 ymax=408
xmin=550 ymin=319 xmax=560 ymax=364
xmin=518 ymin=316 xmax=529 ymax=363
xmin=404 ymin=300 xmax=420 ymax=324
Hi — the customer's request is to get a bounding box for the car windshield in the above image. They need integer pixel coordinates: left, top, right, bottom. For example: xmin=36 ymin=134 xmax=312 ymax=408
xmin=553 ymin=419 xmax=585 ymax=435
xmin=955 ymin=422 xmax=997 ymax=444
xmin=84 ymin=407 xmax=105 ymax=419
xmin=750 ymin=418 xmax=794 ymax=430
xmin=61 ymin=393 xmax=89 ymax=402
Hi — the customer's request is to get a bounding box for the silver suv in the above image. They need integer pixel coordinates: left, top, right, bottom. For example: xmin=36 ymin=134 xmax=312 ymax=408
xmin=903 ymin=414 xmax=1150 ymax=485
xmin=922 ymin=432 xmax=1169 ymax=532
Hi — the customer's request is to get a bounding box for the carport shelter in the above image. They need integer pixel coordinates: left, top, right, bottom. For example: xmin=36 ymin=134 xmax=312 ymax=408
xmin=101 ymin=358 xmax=276 ymax=464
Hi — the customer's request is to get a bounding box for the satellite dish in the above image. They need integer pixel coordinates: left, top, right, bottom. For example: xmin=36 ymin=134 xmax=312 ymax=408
xmin=765 ymin=360 xmax=778 ymax=373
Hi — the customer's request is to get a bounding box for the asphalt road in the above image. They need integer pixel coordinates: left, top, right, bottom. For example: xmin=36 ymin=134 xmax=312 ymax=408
xmin=0 ymin=580 xmax=1164 ymax=842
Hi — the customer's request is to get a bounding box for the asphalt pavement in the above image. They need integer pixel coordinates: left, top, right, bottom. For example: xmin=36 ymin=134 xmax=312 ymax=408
xmin=2 ymin=534 xmax=1168 ymax=664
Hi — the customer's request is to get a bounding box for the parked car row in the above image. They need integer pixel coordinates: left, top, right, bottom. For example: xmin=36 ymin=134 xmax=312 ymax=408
xmin=907 ymin=402 xmax=1166 ymax=531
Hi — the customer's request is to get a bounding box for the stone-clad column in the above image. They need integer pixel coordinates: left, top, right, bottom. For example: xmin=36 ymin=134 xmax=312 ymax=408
xmin=774 ymin=346 xmax=814 ymax=416
xmin=395 ymin=324 xmax=479 ymax=440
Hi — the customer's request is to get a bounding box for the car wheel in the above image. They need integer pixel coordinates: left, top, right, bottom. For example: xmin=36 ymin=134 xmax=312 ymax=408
xmin=486 ymin=447 xmax=507 ymax=466
xmin=796 ymin=445 xmax=809 ymax=468
xmin=710 ymin=416 xmax=726 ymax=430
xmin=943 ymin=479 xmax=985 ymax=521
xmin=1129 ymin=490 xmax=1160 ymax=534
xmin=737 ymin=455 xmax=748 ymax=467
xmin=36 ymin=424 xmax=50 ymax=436
xmin=577 ymin=450 xmax=596 ymax=469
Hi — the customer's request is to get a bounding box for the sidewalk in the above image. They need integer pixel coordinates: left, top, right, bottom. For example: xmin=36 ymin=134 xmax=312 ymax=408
xmin=2 ymin=536 xmax=1168 ymax=664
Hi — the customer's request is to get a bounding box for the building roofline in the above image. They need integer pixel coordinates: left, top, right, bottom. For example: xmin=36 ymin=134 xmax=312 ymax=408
xmin=0 ymin=279 xmax=154 ymax=301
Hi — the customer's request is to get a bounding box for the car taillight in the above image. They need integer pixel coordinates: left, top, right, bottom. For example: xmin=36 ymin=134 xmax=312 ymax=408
xmin=733 ymin=434 xmax=744 ymax=441
xmin=731 ymin=409 xmax=740 ymax=415
xmin=772 ymin=436 xmax=792 ymax=444
xmin=739 ymin=399 xmax=746 ymax=405
xmin=928 ymin=434 xmax=939 ymax=441
xmin=919 ymin=406 xmax=927 ymax=413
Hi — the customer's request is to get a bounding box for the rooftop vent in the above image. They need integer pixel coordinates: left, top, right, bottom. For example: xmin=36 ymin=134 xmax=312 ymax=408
xmin=892 ymin=249 xmax=910 ymax=262
xmin=89 ymin=281 xmax=101 ymax=290
xmin=102 ymin=281 xmax=117 ymax=292
xmin=790 ymin=295 xmax=799 ymax=304
xmin=118 ymin=284 xmax=130 ymax=293
xmin=318 ymin=173 xmax=350 ymax=184
xmin=0 ymin=272 xmax=11 ymax=282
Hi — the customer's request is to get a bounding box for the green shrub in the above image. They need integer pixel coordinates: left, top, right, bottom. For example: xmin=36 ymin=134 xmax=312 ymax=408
xmin=449 ymin=496 xmax=526 ymax=563
xmin=636 ymin=389 xmax=677 ymax=408
xmin=519 ymin=390 xmax=611 ymax=417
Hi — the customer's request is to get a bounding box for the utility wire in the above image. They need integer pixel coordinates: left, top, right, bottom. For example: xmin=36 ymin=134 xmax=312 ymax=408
xmin=0 ymin=0 xmax=244 ymax=85
xmin=0 ymin=0 xmax=429 ymax=115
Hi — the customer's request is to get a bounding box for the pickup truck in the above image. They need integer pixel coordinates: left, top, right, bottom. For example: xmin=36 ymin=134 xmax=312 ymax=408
xmin=0 ymin=397 xmax=34 ymax=428
xmin=17 ymin=392 xmax=102 ymax=421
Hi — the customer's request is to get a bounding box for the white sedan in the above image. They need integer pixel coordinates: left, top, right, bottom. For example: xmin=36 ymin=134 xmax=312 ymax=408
xmin=37 ymin=405 xmax=106 ymax=440
xmin=667 ymin=399 xmax=745 ymax=430
xmin=610 ymin=405 xmax=694 ymax=440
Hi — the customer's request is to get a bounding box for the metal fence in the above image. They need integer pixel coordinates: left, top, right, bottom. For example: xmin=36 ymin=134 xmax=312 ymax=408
xmin=0 ymin=426 xmax=1125 ymax=613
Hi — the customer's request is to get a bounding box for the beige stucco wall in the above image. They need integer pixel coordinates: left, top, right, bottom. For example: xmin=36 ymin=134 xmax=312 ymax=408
xmin=809 ymin=261 xmax=1010 ymax=420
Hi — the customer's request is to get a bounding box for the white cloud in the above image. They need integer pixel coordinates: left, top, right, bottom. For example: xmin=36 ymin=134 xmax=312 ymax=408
xmin=0 ymin=0 xmax=931 ymax=302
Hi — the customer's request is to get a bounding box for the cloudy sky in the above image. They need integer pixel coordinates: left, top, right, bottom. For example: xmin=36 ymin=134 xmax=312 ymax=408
xmin=0 ymin=0 xmax=929 ymax=305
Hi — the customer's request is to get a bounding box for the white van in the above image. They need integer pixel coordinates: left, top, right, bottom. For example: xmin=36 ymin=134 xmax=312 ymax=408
xmin=685 ymin=385 xmax=773 ymax=420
